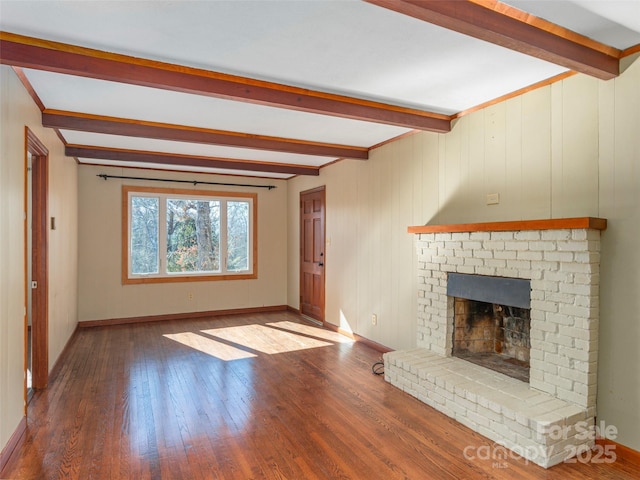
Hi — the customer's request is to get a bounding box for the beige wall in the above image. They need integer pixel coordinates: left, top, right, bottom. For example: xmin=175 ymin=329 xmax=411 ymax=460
xmin=0 ymin=66 xmax=78 ymax=454
xmin=287 ymin=154 xmax=424 ymax=349
xmin=77 ymin=165 xmax=288 ymax=322
xmin=288 ymin=56 xmax=640 ymax=450
xmin=597 ymin=54 xmax=640 ymax=452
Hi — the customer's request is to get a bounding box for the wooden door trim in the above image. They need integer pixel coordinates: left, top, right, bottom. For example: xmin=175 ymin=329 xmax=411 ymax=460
xmin=25 ymin=127 xmax=49 ymax=395
xmin=300 ymin=186 xmax=326 ymax=196
xmin=299 ymin=186 xmax=326 ymax=324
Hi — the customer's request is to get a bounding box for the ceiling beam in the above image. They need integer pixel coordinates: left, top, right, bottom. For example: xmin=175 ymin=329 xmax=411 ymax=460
xmin=0 ymin=32 xmax=451 ymax=133
xmin=365 ymin=0 xmax=620 ymax=80
xmin=66 ymin=145 xmax=320 ymax=176
xmin=42 ymin=110 xmax=368 ymax=160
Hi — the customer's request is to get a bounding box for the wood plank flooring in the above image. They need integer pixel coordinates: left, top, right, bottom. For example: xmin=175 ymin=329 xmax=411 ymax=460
xmin=1 ymin=311 xmax=638 ymax=479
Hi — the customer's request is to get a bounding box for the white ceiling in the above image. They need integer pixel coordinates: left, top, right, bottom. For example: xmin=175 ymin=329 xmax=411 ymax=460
xmin=1 ymin=0 xmax=639 ymax=179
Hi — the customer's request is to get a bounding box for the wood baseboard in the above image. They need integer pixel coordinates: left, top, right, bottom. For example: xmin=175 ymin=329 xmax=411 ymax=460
xmin=595 ymin=437 xmax=640 ymax=463
xmin=48 ymin=324 xmax=79 ymax=383
xmin=322 ymin=322 xmax=393 ymax=354
xmin=0 ymin=417 xmax=27 ymax=476
xmin=286 ymin=305 xmax=301 ymax=315
xmin=78 ymin=305 xmax=289 ymax=328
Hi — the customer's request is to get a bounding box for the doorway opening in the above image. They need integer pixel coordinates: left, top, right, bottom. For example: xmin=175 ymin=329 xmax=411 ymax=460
xmin=26 ymin=150 xmax=33 ymax=401
xmin=25 ymin=127 xmax=49 ymax=408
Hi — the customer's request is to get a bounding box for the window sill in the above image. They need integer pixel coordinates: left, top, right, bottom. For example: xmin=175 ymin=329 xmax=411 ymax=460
xmin=123 ymin=272 xmax=257 ymax=285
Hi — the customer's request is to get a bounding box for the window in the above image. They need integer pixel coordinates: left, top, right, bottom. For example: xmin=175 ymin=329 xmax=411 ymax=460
xmin=123 ymin=186 xmax=256 ymax=284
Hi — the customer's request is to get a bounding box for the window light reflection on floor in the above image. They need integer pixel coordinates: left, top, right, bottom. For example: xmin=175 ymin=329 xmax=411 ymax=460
xmin=163 ymin=331 xmax=257 ymax=361
xmin=164 ymin=321 xmax=349 ymax=361
xmin=201 ymin=324 xmax=332 ymax=355
xmin=266 ymin=321 xmax=353 ymax=343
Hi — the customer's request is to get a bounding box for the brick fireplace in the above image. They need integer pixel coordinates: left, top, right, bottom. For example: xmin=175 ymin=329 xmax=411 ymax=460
xmin=384 ymin=218 xmax=606 ymax=468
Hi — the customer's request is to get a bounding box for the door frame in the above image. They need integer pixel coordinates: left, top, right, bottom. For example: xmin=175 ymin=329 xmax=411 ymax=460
xmin=299 ymin=186 xmax=326 ymax=324
xmin=24 ymin=127 xmax=49 ymax=403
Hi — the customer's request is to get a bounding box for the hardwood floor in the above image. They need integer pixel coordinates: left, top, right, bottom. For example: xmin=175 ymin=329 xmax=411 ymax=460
xmin=1 ymin=311 xmax=638 ymax=479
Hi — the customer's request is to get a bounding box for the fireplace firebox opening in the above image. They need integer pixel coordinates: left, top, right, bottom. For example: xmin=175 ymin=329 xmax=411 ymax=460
xmin=446 ymin=273 xmax=531 ymax=382
xmin=452 ymin=297 xmax=531 ymax=382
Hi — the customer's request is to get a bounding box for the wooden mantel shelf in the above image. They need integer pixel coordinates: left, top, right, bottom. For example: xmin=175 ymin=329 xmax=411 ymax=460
xmin=408 ymin=217 xmax=607 ymax=234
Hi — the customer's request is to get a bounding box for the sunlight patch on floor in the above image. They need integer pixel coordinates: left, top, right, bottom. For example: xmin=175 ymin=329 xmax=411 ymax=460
xmin=201 ymin=324 xmax=332 ymax=355
xmin=164 ymin=332 xmax=257 ymax=361
xmin=164 ymin=321 xmax=348 ymax=360
xmin=266 ymin=321 xmax=354 ymax=343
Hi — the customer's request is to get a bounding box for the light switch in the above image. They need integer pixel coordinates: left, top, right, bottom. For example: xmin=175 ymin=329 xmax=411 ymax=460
xmin=486 ymin=193 xmax=500 ymax=205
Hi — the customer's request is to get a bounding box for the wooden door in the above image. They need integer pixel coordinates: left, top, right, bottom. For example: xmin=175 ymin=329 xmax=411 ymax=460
xmin=300 ymin=187 xmax=325 ymax=323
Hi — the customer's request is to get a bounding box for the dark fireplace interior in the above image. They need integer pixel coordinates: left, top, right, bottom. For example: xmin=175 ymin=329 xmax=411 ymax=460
xmin=447 ymin=273 xmax=531 ymax=382
xmin=452 ymin=298 xmax=530 ymax=382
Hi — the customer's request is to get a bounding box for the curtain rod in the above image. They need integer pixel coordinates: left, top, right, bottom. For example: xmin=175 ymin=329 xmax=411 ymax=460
xmin=97 ymin=174 xmax=277 ymax=190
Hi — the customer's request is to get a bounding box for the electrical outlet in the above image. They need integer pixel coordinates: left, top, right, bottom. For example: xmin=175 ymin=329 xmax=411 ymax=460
xmin=188 ymin=292 xmax=194 ymax=300
xmin=486 ymin=193 xmax=500 ymax=205
xmin=371 ymin=314 xmax=378 ymax=326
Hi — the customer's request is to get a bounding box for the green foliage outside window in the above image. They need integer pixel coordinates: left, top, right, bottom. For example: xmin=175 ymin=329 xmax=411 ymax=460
xmin=131 ymin=196 xmax=159 ymax=275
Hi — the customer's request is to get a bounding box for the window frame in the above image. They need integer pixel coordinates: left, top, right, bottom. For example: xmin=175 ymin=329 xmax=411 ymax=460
xmin=122 ymin=185 xmax=257 ymax=284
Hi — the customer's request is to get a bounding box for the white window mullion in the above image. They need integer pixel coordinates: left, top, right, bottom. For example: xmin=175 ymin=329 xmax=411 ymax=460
xmin=159 ymin=196 xmax=167 ymax=274
xmin=220 ymin=199 xmax=228 ymax=273
xmin=128 ymin=192 xmax=134 ymax=278
xmin=248 ymin=201 xmax=253 ymax=271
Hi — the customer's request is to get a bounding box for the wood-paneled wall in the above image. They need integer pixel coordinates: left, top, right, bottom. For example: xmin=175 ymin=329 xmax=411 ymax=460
xmin=287 ymin=54 xmax=640 ymax=450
